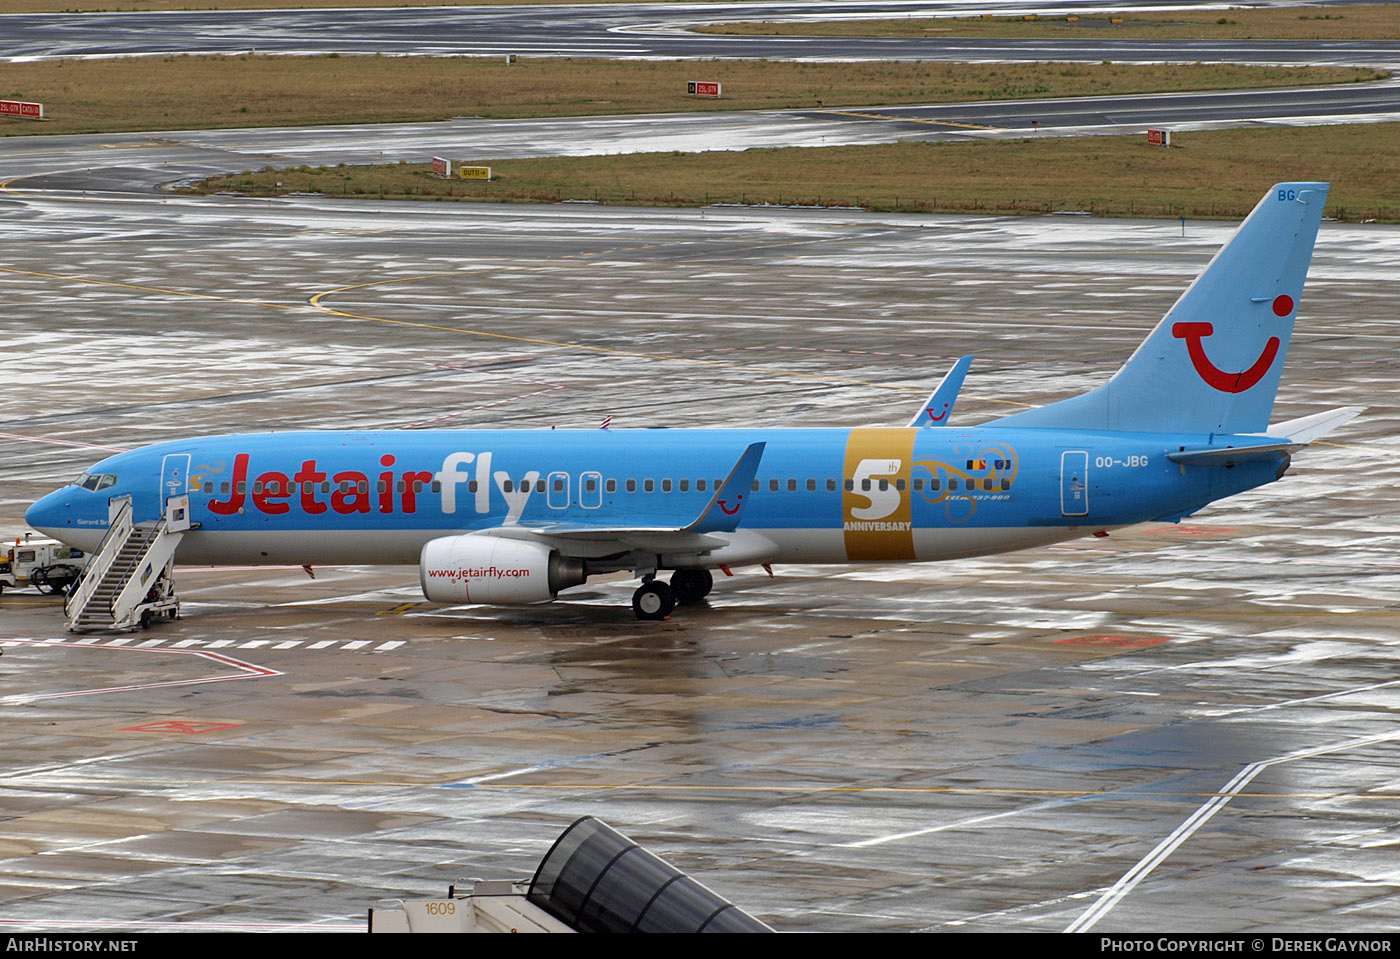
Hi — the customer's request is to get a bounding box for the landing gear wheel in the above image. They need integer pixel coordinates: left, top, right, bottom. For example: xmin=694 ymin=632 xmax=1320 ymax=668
xmin=670 ymin=568 xmax=713 ymax=605
xmin=632 ymin=581 xmax=676 ymax=621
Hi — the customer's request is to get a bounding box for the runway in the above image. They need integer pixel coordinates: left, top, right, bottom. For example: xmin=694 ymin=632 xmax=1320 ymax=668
xmin=1 ymin=179 xmax=1398 ymax=931
xmin=4 ymin=1 xmax=1400 ymax=67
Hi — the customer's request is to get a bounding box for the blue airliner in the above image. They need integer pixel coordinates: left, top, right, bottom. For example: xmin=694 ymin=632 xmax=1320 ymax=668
xmin=27 ymin=183 xmax=1360 ymax=620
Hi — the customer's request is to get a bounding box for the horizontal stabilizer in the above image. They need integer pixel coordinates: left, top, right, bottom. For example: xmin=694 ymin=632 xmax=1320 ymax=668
xmin=1265 ymin=406 xmax=1365 ymax=445
xmin=1167 ymin=443 xmax=1292 ymax=466
xmin=906 ymin=356 xmax=973 ymax=428
xmin=1167 ymin=405 xmax=1363 ymax=466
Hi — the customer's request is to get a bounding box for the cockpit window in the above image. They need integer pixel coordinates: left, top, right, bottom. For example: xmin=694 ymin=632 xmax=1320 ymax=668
xmin=75 ymin=472 xmax=117 ymax=492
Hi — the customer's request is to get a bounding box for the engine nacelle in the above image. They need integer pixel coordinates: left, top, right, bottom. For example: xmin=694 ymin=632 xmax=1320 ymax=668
xmin=419 ymin=534 xmax=585 ymax=605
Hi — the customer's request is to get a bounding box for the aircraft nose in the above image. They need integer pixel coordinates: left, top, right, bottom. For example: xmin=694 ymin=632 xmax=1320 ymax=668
xmin=26 ymin=488 xmax=72 ymax=536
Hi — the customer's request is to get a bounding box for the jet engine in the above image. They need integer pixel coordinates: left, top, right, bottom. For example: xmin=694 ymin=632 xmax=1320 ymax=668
xmin=419 ymin=534 xmax=585 ymax=605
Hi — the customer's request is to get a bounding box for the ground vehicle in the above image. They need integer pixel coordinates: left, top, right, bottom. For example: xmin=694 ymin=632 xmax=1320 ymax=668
xmin=0 ymin=535 xmax=90 ymax=594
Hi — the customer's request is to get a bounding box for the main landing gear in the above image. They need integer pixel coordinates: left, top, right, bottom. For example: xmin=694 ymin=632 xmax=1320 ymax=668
xmin=631 ymin=568 xmax=714 ymax=621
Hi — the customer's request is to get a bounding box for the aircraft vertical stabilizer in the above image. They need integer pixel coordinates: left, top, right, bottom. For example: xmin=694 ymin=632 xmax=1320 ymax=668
xmin=990 ymin=182 xmax=1329 ymax=435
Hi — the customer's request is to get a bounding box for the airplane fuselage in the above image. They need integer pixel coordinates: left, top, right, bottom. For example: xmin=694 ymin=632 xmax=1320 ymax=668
xmin=28 ymin=426 xmax=1284 ymax=569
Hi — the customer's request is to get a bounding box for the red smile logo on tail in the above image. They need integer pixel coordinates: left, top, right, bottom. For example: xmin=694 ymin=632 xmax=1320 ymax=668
xmin=1172 ymin=317 xmax=1282 ymax=395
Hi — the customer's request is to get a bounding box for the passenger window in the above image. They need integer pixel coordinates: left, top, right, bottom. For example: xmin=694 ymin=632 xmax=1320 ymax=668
xmin=661 ymin=479 xmax=672 ymax=492
xmin=1000 ymin=479 xmax=1011 ymax=491
xmin=252 ymin=481 xmax=264 ymax=494
xmin=930 ymin=478 xmax=941 ymax=491
xmin=644 ymin=479 xmax=654 ymax=492
xmin=414 ymin=480 xmax=424 ymax=493
xmin=469 ymin=480 xmax=478 ymax=493
xmin=949 ymin=479 xmax=958 ymax=491
xmin=502 ymin=479 xmax=514 ymax=493
xmin=626 ymin=479 xmax=636 ymax=493
xmin=357 ymin=481 xmax=368 ymax=494
xmin=913 ymin=478 xmax=923 ymax=491
xmin=878 ymin=479 xmax=889 ymax=491
xmin=554 ymin=478 xmax=565 ymax=493
xmin=896 ymin=479 xmax=906 ymax=491
xmin=861 ymin=479 xmax=871 ymax=492
xmin=806 ymin=479 xmax=816 ymax=492
xmin=607 ymin=479 xmax=617 ymax=493
xmin=697 ymin=479 xmax=707 ymax=492
xmin=431 ymin=480 xmax=441 ymax=493
xmin=585 ymin=478 xmax=597 ymax=493
xmin=844 ymin=479 xmax=853 ymax=492
xmin=679 ymin=479 xmax=689 ymax=492
xmin=203 ymin=482 xmax=213 ymax=494
xmin=826 ymin=479 xmax=836 ymax=492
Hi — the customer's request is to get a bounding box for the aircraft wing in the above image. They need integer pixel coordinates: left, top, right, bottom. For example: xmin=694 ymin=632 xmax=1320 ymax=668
xmin=906 ymin=356 xmax=972 ymax=428
xmin=473 ymin=442 xmax=770 ymax=561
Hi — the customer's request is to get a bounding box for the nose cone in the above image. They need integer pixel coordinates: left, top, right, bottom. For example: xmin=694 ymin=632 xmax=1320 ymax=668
xmin=26 ymin=487 xmax=105 ymax=550
xmin=26 ymin=488 xmax=68 ymax=537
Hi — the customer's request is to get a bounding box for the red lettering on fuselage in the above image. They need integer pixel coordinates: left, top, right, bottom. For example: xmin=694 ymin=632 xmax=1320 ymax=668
xmin=208 ymin=453 xmax=249 ymax=515
xmin=331 ymin=471 xmax=371 ymax=514
xmin=252 ymin=471 xmax=291 ymax=514
xmin=294 ymin=459 xmax=327 ymax=514
xmin=400 ymin=470 xmax=433 ymax=514
xmin=205 ymin=455 xmax=444 ymax=517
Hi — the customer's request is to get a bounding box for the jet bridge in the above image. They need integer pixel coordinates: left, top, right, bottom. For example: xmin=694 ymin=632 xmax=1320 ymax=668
xmin=370 ymin=817 xmax=773 ymax=933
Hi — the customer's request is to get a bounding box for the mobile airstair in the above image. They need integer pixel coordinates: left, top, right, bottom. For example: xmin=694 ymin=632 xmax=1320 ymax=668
xmin=65 ymin=493 xmax=186 ymax=632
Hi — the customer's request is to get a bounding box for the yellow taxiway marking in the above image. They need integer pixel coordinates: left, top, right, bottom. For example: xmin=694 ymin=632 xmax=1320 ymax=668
xmin=820 ymin=109 xmax=1004 ymax=131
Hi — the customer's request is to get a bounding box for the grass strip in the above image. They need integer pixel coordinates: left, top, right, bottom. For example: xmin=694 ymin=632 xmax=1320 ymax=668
xmin=0 ymin=55 xmax=1385 ymax=138
xmin=187 ymin=122 xmax=1400 ymax=223
xmin=697 ymin=3 xmax=1400 ymax=41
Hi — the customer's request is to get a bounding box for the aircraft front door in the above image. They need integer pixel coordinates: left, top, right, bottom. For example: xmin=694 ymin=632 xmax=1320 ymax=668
xmin=1060 ymin=451 xmax=1089 ymax=517
xmin=159 ymin=453 xmax=193 ymax=531
xmin=160 ymin=454 xmax=191 ymax=507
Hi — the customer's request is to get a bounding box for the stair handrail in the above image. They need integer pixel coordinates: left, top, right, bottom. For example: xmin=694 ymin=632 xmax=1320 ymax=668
xmin=65 ymin=496 xmax=134 ymax=625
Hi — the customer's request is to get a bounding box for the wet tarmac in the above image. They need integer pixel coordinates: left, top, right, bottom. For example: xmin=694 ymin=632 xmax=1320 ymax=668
xmin=4 ymin=1 xmax=1400 ymax=68
xmin=1 ymin=179 xmax=1398 ymax=931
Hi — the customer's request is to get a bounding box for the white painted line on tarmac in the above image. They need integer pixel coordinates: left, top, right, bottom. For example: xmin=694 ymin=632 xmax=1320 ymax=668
xmin=1065 ymin=729 xmax=1400 ymax=933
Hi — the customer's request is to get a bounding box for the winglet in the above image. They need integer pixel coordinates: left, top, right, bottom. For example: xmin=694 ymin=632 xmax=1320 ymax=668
xmin=906 ymin=356 xmax=972 ymax=428
xmin=683 ymin=442 xmax=766 ymax=534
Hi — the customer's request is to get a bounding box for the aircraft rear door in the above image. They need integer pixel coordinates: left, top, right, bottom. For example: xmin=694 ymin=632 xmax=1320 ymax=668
xmin=1060 ymin=450 xmax=1089 ymax=517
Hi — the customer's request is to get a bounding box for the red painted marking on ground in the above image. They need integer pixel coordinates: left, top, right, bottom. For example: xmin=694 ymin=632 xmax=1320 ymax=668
xmin=0 ymin=431 xmax=128 ymax=452
xmin=0 ymin=639 xmax=280 ymax=703
xmin=1056 ymin=635 xmax=1170 ymax=648
xmin=1146 ymin=525 xmax=1238 ymax=537
xmin=122 ymin=720 xmax=243 ymax=734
